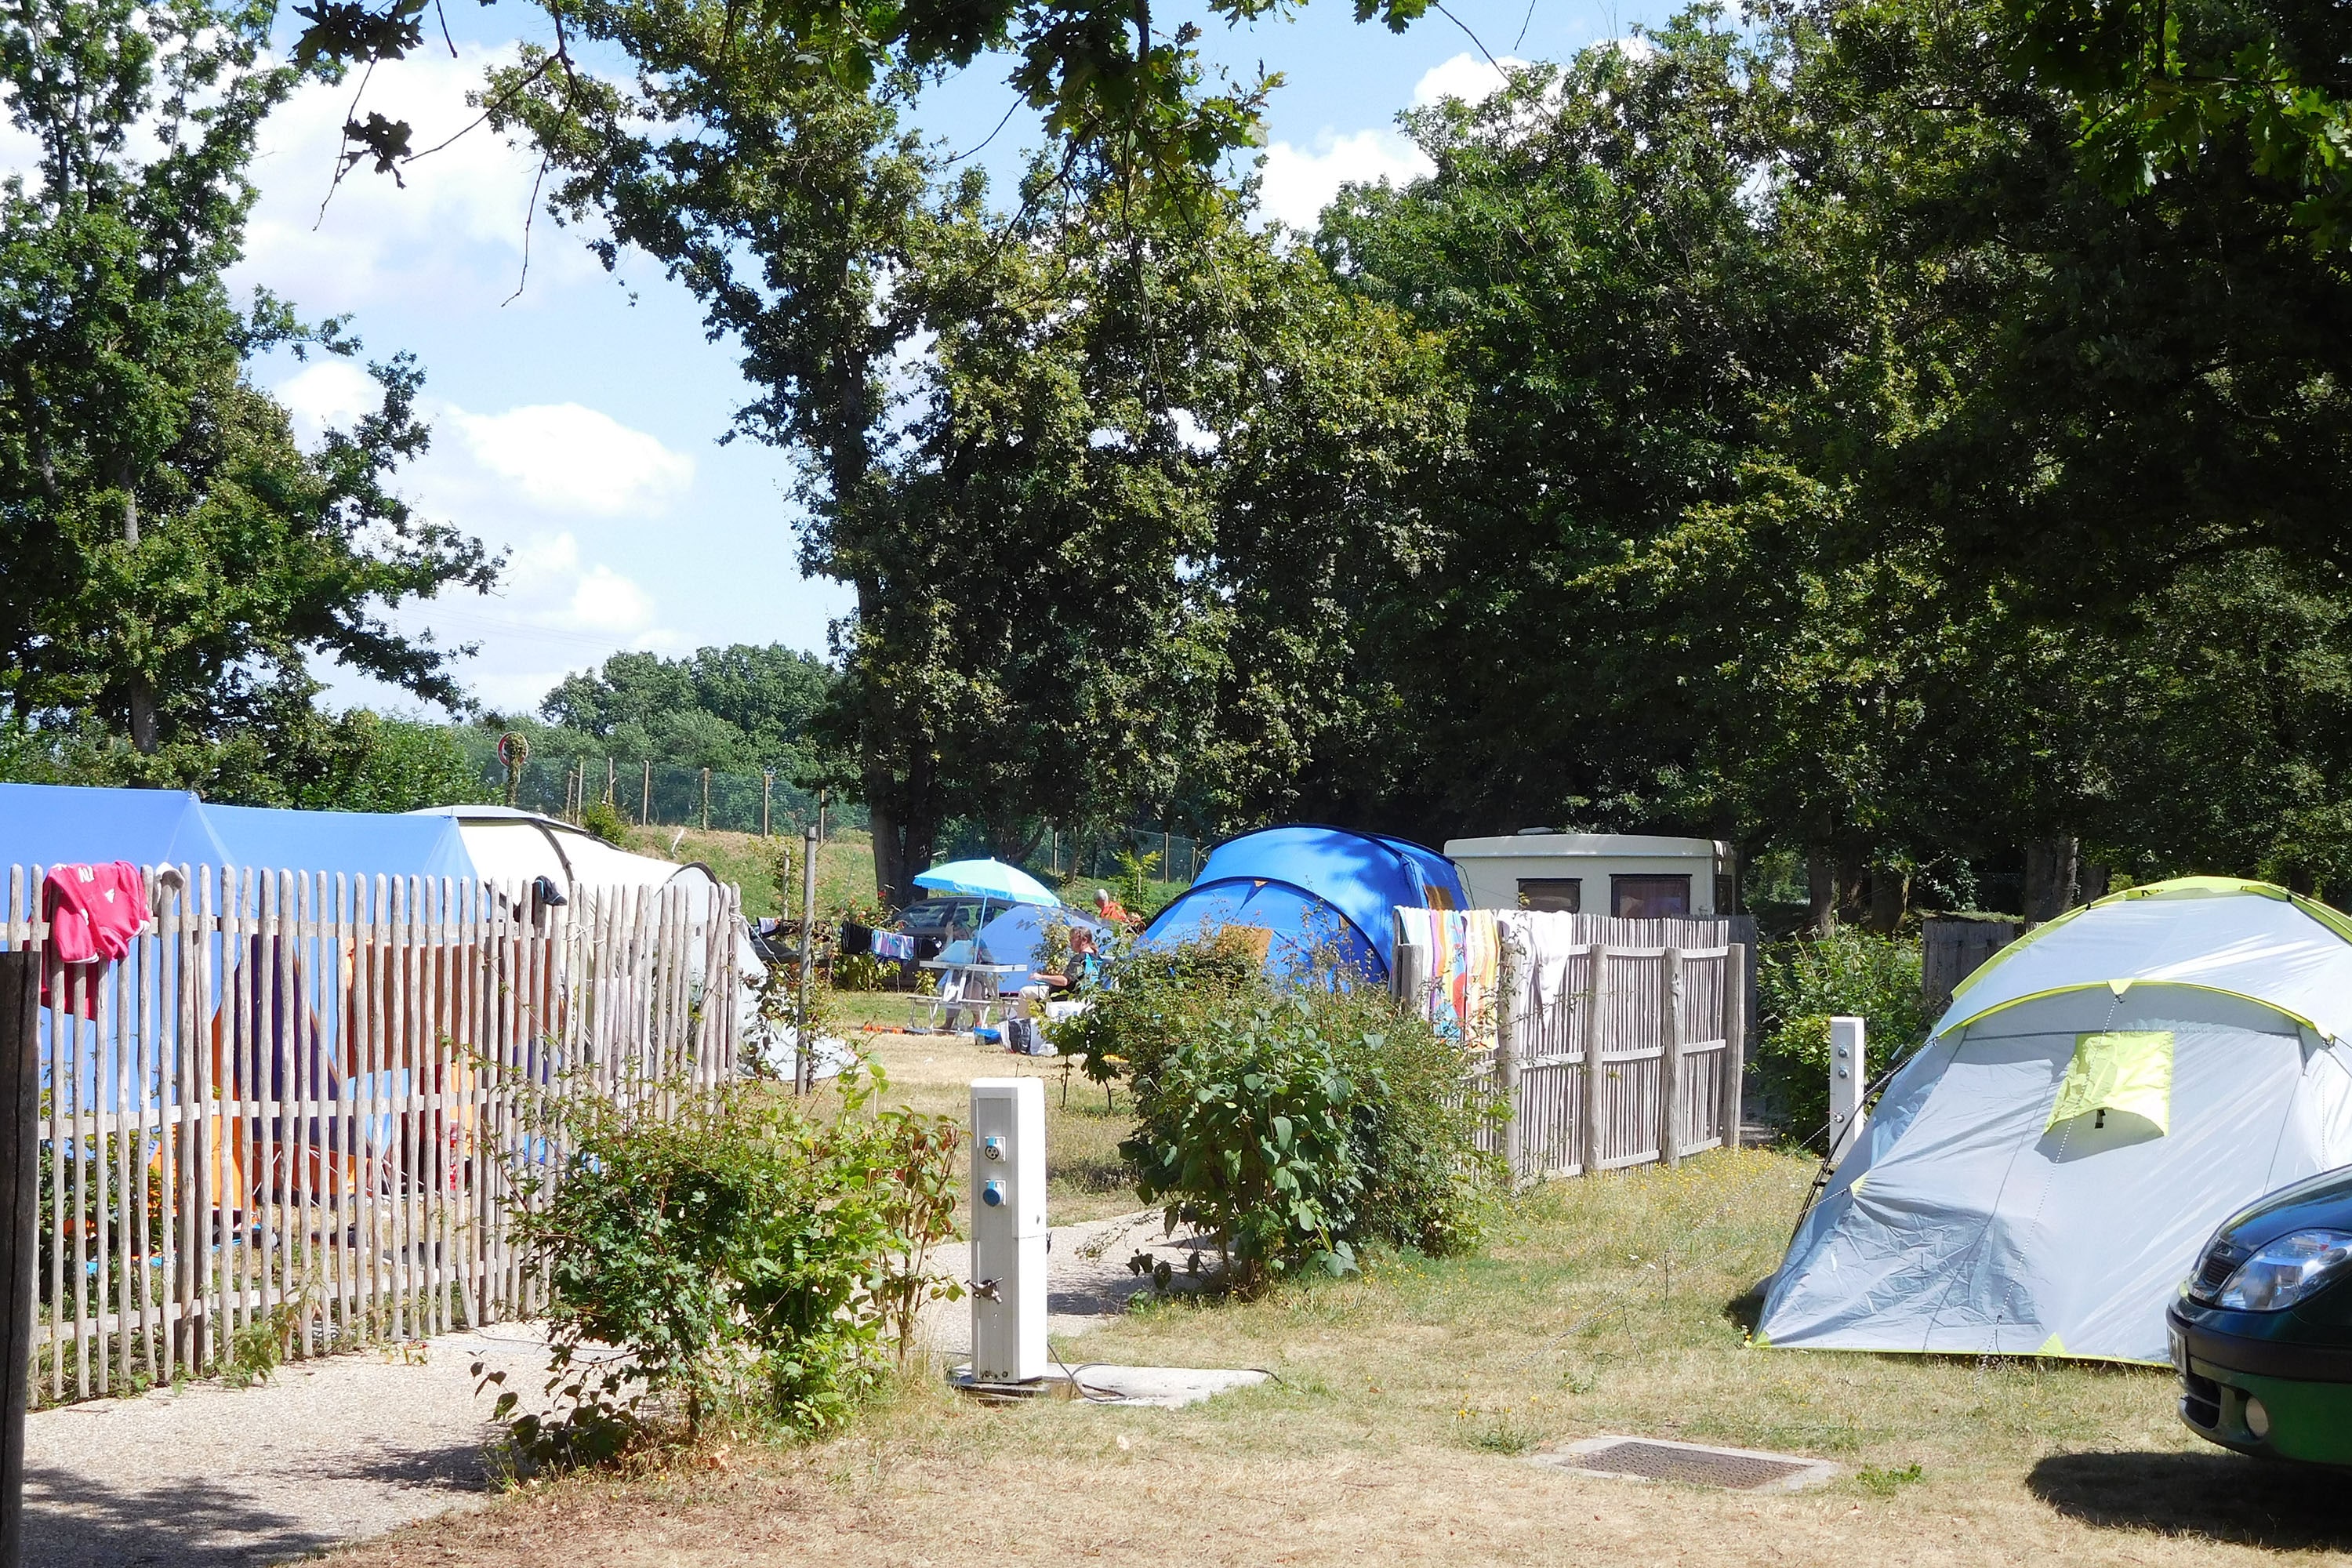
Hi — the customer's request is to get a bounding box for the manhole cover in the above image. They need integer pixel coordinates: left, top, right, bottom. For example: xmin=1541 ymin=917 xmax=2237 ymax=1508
xmin=1533 ymin=1436 xmax=1838 ymax=1492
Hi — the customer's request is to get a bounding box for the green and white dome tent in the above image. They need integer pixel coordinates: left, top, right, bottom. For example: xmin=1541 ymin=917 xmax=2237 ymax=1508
xmin=1757 ymin=877 xmax=2352 ymax=1364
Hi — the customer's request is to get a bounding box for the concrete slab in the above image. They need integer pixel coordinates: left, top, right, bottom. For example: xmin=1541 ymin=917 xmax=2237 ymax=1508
xmin=949 ymin=1363 xmax=1271 ymax=1409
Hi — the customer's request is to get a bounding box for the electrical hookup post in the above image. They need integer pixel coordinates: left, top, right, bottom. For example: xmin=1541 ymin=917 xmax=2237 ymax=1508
xmin=1828 ymin=1016 xmax=1867 ymax=1164
xmin=967 ymin=1079 xmax=1048 ymax=1389
xmin=0 ymin=953 xmax=41 ymax=1568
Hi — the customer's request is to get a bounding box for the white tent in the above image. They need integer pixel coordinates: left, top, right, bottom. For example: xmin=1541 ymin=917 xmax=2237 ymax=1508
xmin=1758 ymin=878 xmax=2352 ymax=1364
xmin=408 ymin=807 xmax=766 ymax=1044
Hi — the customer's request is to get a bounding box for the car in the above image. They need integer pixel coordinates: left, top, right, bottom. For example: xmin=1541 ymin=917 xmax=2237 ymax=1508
xmin=898 ymin=895 xmax=992 ymax=942
xmin=2169 ymin=1165 xmax=2352 ymax=1466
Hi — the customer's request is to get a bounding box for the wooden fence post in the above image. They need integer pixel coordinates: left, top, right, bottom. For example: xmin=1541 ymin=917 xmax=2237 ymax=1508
xmin=0 ymin=948 xmax=39 ymax=1568
xmin=701 ymin=767 xmax=711 ymax=830
xmin=797 ymin=828 xmax=818 ymax=1095
xmin=1497 ymin=927 xmax=1525 ymax=1185
xmin=1583 ymin=943 xmax=1609 ymax=1175
xmin=762 ymin=772 xmax=773 ymax=838
xmin=642 ymin=759 xmax=653 ymax=826
xmin=1661 ymin=947 xmax=1685 ymax=1167
xmin=1721 ymin=942 xmax=1748 ymax=1149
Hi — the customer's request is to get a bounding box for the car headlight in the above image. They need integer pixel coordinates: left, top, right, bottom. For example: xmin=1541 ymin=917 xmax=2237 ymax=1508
xmin=2215 ymin=1229 xmax=2352 ymax=1311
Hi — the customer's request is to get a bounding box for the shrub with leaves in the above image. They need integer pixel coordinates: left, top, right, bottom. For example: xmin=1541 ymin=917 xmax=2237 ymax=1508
xmin=1051 ymin=931 xmax=1261 ymax=1102
xmin=494 ymin=1064 xmax=960 ymax=1464
xmin=1755 ymin=930 xmax=1929 ymax=1147
xmin=1114 ymin=962 xmax=1501 ymax=1294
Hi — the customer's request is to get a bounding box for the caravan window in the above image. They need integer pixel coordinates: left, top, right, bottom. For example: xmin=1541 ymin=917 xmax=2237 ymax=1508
xmin=1517 ymin=878 xmax=1581 ymax=913
xmin=1612 ymin=874 xmax=1690 ymax=918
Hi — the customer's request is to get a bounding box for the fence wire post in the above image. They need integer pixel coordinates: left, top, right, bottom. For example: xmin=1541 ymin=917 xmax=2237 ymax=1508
xmin=797 ymin=827 xmax=818 ymax=1095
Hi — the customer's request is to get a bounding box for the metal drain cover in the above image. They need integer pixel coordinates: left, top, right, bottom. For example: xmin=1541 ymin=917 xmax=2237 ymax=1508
xmin=1534 ymin=1436 xmax=1838 ymax=1492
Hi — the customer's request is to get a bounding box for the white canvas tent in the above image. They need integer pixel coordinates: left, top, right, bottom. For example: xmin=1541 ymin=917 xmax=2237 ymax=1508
xmin=1758 ymin=878 xmax=2352 ymax=1364
xmin=408 ymin=806 xmax=767 ymax=1039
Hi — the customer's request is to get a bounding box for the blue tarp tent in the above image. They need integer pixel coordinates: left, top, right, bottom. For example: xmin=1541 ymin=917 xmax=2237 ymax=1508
xmin=205 ymin=803 xmax=474 ymax=886
xmin=1139 ymin=825 xmax=1467 ymax=982
xmin=0 ymin=782 xmax=229 ymax=873
xmin=0 ymin=782 xmax=477 ymax=885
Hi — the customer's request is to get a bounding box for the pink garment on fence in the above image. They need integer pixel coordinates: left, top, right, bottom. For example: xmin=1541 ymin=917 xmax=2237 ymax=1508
xmin=43 ymin=861 xmax=147 ymax=965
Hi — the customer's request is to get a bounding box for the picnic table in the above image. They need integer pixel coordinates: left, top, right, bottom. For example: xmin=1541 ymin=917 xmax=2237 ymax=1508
xmin=910 ymin=958 xmax=1020 ymax=1032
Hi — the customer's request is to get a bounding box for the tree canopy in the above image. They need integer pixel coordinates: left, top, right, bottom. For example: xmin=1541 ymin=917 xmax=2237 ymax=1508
xmin=0 ymin=0 xmax=494 ymax=791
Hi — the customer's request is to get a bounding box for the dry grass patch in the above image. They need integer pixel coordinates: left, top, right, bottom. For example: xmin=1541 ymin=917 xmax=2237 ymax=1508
xmin=332 ymin=1149 xmax=2352 ymax=1566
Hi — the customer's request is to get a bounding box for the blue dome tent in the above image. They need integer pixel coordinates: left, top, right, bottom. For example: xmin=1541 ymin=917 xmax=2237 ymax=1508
xmin=1138 ymin=825 xmax=1466 ymax=982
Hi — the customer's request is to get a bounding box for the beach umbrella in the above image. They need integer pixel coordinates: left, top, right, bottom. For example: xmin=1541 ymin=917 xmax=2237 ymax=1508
xmin=912 ymin=858 xmax=1060 ymax=908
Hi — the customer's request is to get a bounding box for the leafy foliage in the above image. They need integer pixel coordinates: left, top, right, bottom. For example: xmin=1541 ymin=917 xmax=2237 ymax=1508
xmin=499 ymin=1067 xmax=960 ymax=1459
xmin=0 ymin=0 xmax=492 ymax=779
xmin=1104 ymin=949 xmax=1501 ymax=1293
xmin=530 ymin=645 xmax=839 ymax=777
xmin=1755 ymin=931 xmax=1930 ymax=1147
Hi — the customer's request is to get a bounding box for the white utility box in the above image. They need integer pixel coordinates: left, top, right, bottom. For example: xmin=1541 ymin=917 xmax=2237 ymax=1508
xmin=970 ymin=1077 xmax=1048 ymax=1383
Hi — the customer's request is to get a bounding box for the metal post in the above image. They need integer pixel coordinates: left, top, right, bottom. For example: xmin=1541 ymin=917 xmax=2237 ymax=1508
xmin=605 ymin=755 xmax=615 ymax=807
xmin=797 ymin=826 xmax=818 ymax=1094
xmin=818 ymin=789 xmax=826 ymax=845
xmin=0 ymin=950 xmax=42 ymax=1568
xmin=762 ymin=771 xmax=773 ymax=838
xmin=1828 ymin=1015 xmax=1867 ymax=1162
xmin=701 ymin=767 xmax=710 ymax=830
xmin=642 ymin=758 xmax=652 ymax=826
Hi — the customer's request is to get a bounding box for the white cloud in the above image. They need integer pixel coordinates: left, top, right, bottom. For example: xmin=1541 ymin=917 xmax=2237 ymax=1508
xmin=274 ymin=360 xmax=384 ymax=442
xmin=503 ymin=532 xmax=660 ymax=635
xmin=1411 ymin=51 xmax=1532 ymax=109
xmin=450 ymin=403 xmax=695 ymax=517
xmin=238 ymin=45 xmax=601 ymax=309
xmin=1257 ymin=129 xmax=1433 ymax=231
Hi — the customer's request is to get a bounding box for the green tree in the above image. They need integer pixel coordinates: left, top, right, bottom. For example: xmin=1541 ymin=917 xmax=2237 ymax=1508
xmin=0 ymin=0 xmax=494 ymax=782
xmin=539 ymin=644 xmax=835 ymax=773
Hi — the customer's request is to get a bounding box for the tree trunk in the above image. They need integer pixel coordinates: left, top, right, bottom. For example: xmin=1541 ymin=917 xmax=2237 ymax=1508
xmin=2080 ymin=863 xmax=2112 ymax=903
xmin=2024 ymin=838 xmax=2080 ymax=924
xmin=1867 ymin=865 xmax=1909 ymax=934
xmin=1806 ymin=844 xmax=1838 ymax=937
xmin=126 ymin=681 xmax=158 ymax=755
xmin=118 ymin=469 xmax=158 ymax=757
xmin=2288 ymin=866 xmax=2317 ymax=897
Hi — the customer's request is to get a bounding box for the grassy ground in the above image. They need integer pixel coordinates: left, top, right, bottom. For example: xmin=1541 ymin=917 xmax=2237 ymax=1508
xmin=622 ymin=826 xmax=877 ymax=919
xmin=328 ymin=1143 xmax=2352 ymax=1566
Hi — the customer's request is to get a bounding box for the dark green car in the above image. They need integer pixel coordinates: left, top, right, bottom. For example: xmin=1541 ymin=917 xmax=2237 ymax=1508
xmin=2169 ymin=1166 xmax=2352 ymax=1465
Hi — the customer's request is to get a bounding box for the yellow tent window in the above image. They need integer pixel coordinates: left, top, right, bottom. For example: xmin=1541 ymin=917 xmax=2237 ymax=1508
xmin=2048 ymin=1031 xmax=2174 ymax=1136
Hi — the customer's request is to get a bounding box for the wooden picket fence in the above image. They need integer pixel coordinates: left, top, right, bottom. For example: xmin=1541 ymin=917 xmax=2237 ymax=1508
xmin=10 ymin=863 xmax=742 ymax=1409
xmin=1398 ymin=913 xmax=1752 ymax=1183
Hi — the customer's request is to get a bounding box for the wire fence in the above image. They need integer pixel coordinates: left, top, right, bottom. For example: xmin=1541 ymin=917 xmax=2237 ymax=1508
xmin=476 ymin=753 xmax=1207 ymax=885
xmin=478 ymin=757 xmax=851 ymax=837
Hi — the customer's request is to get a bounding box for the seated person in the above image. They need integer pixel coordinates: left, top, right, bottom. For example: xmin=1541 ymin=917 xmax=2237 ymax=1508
xmin=1019 ymin=926 xmax=1101 ymax=1016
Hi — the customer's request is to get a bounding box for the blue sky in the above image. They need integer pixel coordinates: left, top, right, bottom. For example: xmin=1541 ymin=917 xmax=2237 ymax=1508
xmin=9 ymin=0 xmax=1673 ymax=719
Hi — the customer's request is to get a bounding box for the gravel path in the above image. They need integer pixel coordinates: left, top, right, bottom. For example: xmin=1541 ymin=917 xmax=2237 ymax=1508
xmin=924 ymin=1208 xmax=1215 ymax=1357
xmin=23 ymin=1325 xmax=554 ymax=1568
xmin=24 ymin=1214 xmax=1210 ymax=1567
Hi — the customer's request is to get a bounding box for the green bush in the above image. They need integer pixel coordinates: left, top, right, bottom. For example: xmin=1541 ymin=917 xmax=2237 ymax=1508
xmin=1755 ymin=930 xmax=1929 ymax=1149
xmin=578 ymin=797 xmax=632 ymax=845
xmin=1105 ymin=950 xmax=1502 ymax=1293
xmin=495 ymin=1066 xmax=960 ymax=1463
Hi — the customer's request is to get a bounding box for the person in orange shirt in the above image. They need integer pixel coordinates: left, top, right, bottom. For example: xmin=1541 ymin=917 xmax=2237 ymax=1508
xmin=1094 ymin=887 xmax=1137 ymax=930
